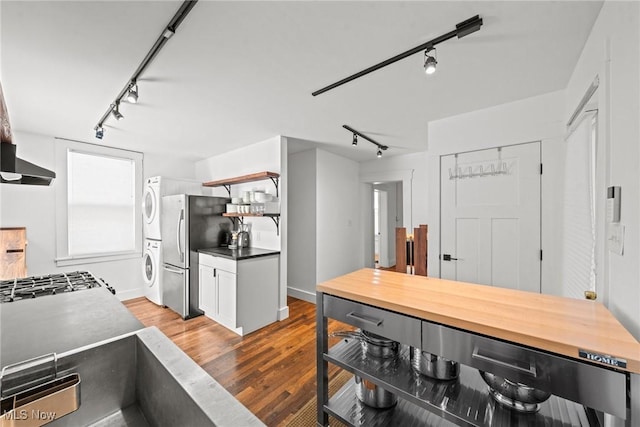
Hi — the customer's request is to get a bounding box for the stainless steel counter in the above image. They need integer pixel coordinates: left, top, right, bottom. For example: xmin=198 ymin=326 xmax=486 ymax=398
xmin=0 ymin=287 xmax=143 ymax=367
xmin=199 ymin=247 xmax=280 ymax=260
xmin=0 ymin=283 xmax=265 ymax=426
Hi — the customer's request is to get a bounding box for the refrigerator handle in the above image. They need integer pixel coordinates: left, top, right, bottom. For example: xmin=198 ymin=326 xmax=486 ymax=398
xmin=163 ymin=264 xmax=185 ymax=275
xmin=177 ymin=208 xmax=184 ymax=263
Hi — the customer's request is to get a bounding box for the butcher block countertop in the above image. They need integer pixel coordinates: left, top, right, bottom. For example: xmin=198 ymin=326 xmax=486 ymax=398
xmin=317 ymin=268 xmax=640 ymax=374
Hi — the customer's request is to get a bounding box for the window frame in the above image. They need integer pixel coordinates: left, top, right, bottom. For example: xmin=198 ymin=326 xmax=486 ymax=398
xmin=55 ymin=138 xmax=143 ymax=267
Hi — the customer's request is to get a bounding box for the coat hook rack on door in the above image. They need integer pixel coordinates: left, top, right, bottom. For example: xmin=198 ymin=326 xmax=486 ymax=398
xmin=449 ymin=147 xmax=510 ymax=180
xmin=448 ymin=162 xmax=509 ymax=180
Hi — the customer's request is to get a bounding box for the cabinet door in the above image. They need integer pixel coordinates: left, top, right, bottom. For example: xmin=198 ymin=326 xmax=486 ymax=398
xmin=199 ymin=264 xmax=216 ymax=315
xmin=216 ymin=269 xmax=237 ymax=327
xmin=0 ymin=228 xmax=27 ymax=280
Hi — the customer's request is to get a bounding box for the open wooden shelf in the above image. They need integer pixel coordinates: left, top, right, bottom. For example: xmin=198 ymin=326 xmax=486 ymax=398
xmin=202 ymin=171 xmax=279 ymax=188
xmin=222 ymin=213 xmax=279 ymax=218
xmin=222 ymin=213 xmax=280 ymax=235
xmin=205 ymin=172 xmax=281 ymax=234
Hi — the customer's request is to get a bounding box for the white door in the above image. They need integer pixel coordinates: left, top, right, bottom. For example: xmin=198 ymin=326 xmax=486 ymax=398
xmin=199 ymin=264 xmax=215 ymax=315
xmin=217 ymin=269 xmax=237 ymax=327
xmin=143 ymin=184 xmax=162 ymax=240
xmin=143 ymin=186 xmax=157 ymax=225
xmin=161 ymin=194 xmax=187 ymax=268
xmin=142 ymin=249 xmax=156 ymax=287
xmin=440 ymin=142 xmax=541 ymax=293
xmin=374 ymin=190 xmax=380 ymax=265
xmin=378 ymin=190 xmax=389 ymax=268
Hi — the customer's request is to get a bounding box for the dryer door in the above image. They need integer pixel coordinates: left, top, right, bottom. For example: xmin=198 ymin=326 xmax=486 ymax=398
xmin=143 ymin=186 xmax=158 ymax=225
xmin=142 ymin=249 xmax=156 ymax=287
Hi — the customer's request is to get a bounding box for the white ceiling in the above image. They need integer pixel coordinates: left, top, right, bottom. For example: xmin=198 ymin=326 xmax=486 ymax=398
xmin=1 ymin=1 xmax=602 ymax=163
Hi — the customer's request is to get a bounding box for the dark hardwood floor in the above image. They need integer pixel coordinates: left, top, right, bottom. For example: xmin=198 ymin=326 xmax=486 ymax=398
xmin=123 ymin=296 xmax=350 ymax=426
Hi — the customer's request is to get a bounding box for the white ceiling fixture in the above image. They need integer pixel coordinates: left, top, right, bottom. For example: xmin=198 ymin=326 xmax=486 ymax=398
xmin=94 ymin=0 xmax=198 ymax=140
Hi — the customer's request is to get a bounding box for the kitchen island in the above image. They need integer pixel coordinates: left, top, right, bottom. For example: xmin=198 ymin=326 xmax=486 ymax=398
xmin=316 ymin=268 xmax=640 ymax=427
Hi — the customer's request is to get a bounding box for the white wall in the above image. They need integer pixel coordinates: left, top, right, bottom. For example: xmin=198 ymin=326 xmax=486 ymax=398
xmin=427 ymin=90 xmax=565 ymax=295
xmin=564 ymin=1 xmax=640 ymax=339
xmin=287 ymin=149 xmax=317 ymax=301
xmin=144 ymin=152 xmax=199 ymax=181
xmin=360 ymin=182 xmax=374 ymax=269
xmin=194 ymin=135 xmax=289 ymax=319
xmin=195 ymin=136 xmax=282 ymax=250
xmin=316 ymin=149 xmax=361 ymax=283
xmin=195 ymin=136 xmax=281 ymax=187
xmin=0 ymin=131 xmax=197 ymax=300
xmin=395 ymin=181 xmax=403 ymax=234
xmin=361 ymin=152 xmax=428 ymax=231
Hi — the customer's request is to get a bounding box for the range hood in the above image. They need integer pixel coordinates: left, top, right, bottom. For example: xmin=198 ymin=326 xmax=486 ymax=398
xmin=1 ymin=143 xmax=56 ymax=186
xmin=0 ymin=81 xmax=55 ymax=186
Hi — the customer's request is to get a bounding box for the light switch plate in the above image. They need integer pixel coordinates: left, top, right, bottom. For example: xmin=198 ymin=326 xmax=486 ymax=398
xmin=608 ymin=223 xmax=624 ymax=255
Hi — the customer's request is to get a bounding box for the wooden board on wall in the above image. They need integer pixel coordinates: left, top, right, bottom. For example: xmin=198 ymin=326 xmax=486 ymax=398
xmin=414 ymin=225 xmax=428 ymax=276
xmin=395 ymin=228 xmax=407 ymax=273
xmin=1 ymin=227 xmax=27 ymax=279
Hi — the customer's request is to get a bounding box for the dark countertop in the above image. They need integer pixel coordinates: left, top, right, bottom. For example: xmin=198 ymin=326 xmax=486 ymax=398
xmin=0 ymin=287 xmax=143 ymax=367
xmin=199 ymin=247 xmax=280 ymax=261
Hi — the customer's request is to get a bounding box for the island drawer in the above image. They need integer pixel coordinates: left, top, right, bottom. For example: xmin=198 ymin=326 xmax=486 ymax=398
xmin=422 ymin=321 xmax=627 ymax=419
xmin=323 ymin=294 xmax=421 ymax=348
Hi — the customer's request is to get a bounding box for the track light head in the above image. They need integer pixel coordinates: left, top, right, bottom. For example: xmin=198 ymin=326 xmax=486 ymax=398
xmin=424 ymin=48 xmax=437 ymax=75
xmin=112 ymin=103 xmax=124 ymax=120
xmin=377 ymin=148 xmax=383 ymax=158
xmin=95 ymin=126 xmax=104 ymax=139
xmin=352 ymin=134 xmax=358 ymax=146
xmin=126 ymin=82 xmax=138 ymax=104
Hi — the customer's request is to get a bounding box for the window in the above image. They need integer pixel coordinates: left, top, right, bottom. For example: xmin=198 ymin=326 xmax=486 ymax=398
xmin=55 ymin=138 xmax=143 ymax=266
xmin=562 ymin=112 xmax=597 ymax=299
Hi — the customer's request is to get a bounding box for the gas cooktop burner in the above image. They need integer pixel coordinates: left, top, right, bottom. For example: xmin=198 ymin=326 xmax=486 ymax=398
xmin=0 ymin=271 xmax=115 ymax=303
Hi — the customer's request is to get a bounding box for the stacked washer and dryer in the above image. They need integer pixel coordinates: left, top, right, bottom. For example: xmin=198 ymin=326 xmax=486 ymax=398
xmin=141 ymin=176 xmax=204 ymax=305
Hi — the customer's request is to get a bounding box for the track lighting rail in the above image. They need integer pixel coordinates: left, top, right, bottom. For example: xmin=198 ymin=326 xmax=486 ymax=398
xmin=343 ymin=125 xmax=388 ymax=151
xmin=94 ymin=0 xmax=198 ymax=137
xmin=343 ymin=124 xmax=388 ymax=158
xmin=312 ymin=15 xmax=483 ymax=96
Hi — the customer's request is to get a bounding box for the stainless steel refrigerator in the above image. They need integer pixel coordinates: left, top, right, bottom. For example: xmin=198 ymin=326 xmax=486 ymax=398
xmin=162 ymin=194 xmax=228 ymax=319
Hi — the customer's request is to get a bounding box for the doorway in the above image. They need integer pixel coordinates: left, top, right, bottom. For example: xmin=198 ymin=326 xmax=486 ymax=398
xmin=440 ymin=142 xmax=541 ymax=293
xmin=373 ymin=182 xmax=403 ymax=269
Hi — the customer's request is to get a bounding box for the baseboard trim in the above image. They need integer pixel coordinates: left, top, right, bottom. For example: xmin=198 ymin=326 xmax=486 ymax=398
xmin=278 ymin=305 xmax=289 ymax=321
xmin=287 ymin=287 xmax=316 ymax=304
xmin=117 ymin=288 xmax=145 ymax=302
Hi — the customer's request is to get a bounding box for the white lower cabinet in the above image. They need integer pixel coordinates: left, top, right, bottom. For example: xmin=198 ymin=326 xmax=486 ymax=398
xmin=199 ymin=264 xmax=217 ymax=315
xmin=216 ymin=268 xmax=237 ymax=327
xmin=199 ymin=252 xmax=279 ymax=336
